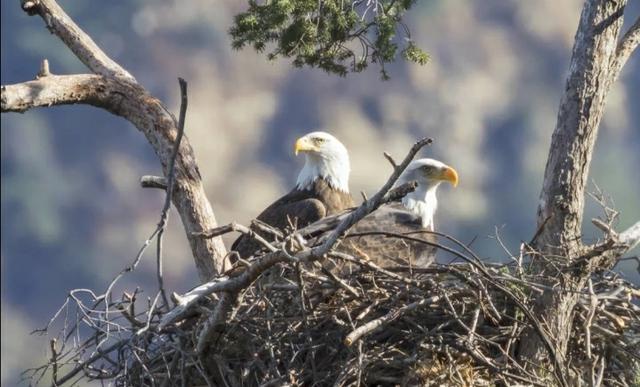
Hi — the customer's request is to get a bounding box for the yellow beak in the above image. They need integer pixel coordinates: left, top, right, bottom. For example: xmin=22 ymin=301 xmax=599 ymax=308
xmin=294 ymin=136 xmax=314 ymax=155
xmin=440 ymin=166 xmax=459 ymax=187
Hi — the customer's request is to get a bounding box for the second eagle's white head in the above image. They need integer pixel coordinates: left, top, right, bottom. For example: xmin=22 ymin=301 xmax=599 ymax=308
xmin=395 ymin=158 xmax=458 ymax=230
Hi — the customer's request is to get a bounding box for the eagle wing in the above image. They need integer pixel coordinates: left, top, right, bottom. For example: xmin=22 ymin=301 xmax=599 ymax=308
xmin=231 ymin=189 xmax=327 ymax=258
xmin=340 ymin=202 xmax=437 ymax=269
xmin=231 ymin=179 xmax=353 ymax=259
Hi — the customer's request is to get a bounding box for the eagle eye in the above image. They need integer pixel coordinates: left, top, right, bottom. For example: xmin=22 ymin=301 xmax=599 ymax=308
xmin=314 ymin=137 xmax=326 ymax=145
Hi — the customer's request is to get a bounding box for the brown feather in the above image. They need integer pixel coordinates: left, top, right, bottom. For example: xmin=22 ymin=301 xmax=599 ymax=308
xmin=306 ymin=202 xmax=437 ymax=274
xmin=231 ymin=178 xmax=354 ymax=258
xmin=341 ymin=202 xmax=437 ymax=269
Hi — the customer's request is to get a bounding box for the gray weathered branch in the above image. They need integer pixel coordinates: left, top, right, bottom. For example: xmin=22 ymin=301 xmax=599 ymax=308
xmin=3 ymin=0 xmax=230 ymax=280
xmin=344 ymin=295 xmax=441 ymax=346
xmin=1 ymin=73 xmax=227 ymax=281
xmin=611 ymin=16 xmax=640 ymax=82
xmin=21 ymin=0 xmax=135 ymax=81
xmin=535 ymin=0 xmax=629 ymax=255
xmin=523 ymin=0 xmax=638 ymax=373
xmin=618 ymin=221 xmax=640 ymax=250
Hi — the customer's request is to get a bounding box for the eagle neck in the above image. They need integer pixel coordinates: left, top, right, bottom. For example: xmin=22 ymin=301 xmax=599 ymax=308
xmin=402 ymin=182 xmax=440 ymax=229
xmin=296 ymin=153 xmax=350 ymax=193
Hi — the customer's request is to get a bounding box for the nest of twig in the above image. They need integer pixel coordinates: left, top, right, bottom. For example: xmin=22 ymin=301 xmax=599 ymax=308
xmin=22 ymin=139 xmax=640 ymax=386
xmin=161 ymin=259 xmax=640 ymax=386
xmin=25 ymin=243 xmax=639 ymax=387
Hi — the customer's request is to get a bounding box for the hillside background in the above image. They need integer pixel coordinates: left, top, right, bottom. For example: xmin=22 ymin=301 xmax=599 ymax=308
xmin=2 ymin=0 xmax=639 ymax=384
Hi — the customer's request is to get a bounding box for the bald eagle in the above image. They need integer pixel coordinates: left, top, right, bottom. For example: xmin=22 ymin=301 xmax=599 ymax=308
xmin=231 ymin=131 xmax=354 ymax=259
xmin=327 ymin=158 xmax=458 ymax=269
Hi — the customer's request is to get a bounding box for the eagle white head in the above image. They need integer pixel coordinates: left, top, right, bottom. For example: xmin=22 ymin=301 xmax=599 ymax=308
xmin=294 ymin=131 xmax=350 ymax=193
xmin=395 ymin=158 xmax=458 ymax=230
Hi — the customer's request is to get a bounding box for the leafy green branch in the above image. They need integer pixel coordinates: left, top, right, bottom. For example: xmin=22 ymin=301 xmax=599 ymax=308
xmin=229 ymin=0 xmax=429 ymax=79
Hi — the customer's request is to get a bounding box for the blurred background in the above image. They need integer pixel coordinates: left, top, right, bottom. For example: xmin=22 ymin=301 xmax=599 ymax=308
xmin=2 ymin=0 xmax=639 ymax=384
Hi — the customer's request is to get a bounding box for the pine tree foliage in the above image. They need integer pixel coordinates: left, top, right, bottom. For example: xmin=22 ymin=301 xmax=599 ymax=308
xmin=229 ymin=0 xmax=429 ymax=79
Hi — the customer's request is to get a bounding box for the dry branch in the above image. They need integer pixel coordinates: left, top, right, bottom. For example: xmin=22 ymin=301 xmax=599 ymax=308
xmin=611 ymin=16 xmax=640 ymax=82
xmin=344 ymin=295 xmax=442 ymax=346
xmin=0 ymin=25 xmax=226 ymax=282
xmin=20 ymin=0 xmax=135 ymax=80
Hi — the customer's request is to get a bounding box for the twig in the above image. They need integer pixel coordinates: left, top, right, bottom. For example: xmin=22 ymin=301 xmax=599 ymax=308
xmin=140 ymin=175 xmax=168 ymax=190
xmin=345 ymin=295 xmax=441 ymax=345
xmin=315 ymin=262 xmax=360 ymax=297
xmin=54 ymin=339 xmax=128 ymax=385
xmin=155 ymin=77 xmax=189 ymax=309
xmin=50 ymin=339 xmax=58 ymax=386
xmin=37 ymin=59 xmax=51 ymax=78
xmin=584 ymin=279 xmax=598 ymax=359
xmin=20 ymin=0 xmax=135 ymax=80
xmin=383 ymin=151 xmax=398 ymax=169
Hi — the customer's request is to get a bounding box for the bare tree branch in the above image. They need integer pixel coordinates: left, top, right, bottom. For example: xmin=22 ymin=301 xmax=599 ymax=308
xmin=611 ymin=16 xmax=640 ymax=82
xmin=2 ymin=0 xmax=231 ymax=280
xmin=618 ymin=220 xmax=640 ymax=250
xmin=141 ymin=175 xmax=168 ymax=190
xmin=20 ymin=0 xmax=135 ymax=80
xmin=1 ymin=73 xmax=227 ymax=281
xmin=344 ymin=295 xmax=441 ymax=346
xmin=155 ymin=78 xmax=189 ymax=308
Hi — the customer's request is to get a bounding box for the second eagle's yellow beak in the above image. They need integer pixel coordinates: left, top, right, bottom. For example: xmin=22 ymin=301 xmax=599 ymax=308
xmin=440 ymin=166 xmax=459 ymax=187
xmin=294 ymin=136 xmax=315 ymax=155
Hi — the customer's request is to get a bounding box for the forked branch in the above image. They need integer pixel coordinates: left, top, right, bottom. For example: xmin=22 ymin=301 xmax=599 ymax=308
xmin=20 ymin=0 xmax=135 ymax=80
xmin=2 ymin=0 xmax=228 ymax=280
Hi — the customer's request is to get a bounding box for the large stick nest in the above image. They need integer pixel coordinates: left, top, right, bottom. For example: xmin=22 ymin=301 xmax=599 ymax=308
xmin=25 ymin=238 xmax=639 ymax=387
xmin=22 ymin=140 xmax=640 ymax=387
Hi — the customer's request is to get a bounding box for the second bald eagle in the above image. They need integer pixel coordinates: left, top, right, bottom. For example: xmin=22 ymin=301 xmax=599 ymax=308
xmin=340 ymin=158 xmax=458 ymax=268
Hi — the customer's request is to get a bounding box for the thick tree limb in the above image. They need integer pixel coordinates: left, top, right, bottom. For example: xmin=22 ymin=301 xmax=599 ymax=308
xmin=611 ymin=16 xmax=640 ymax=82
xmin=2 ymin=0 xmax=230 ymax=280
xmin=535 ymin=0 xmax=629 ymax=255
xmin=523 ymin=0 xmax=637 ymax=374
xmin=1 ymin=73 xmax=227 ymax=281
xmin=20 ymin=0 xmax=135 ymax=80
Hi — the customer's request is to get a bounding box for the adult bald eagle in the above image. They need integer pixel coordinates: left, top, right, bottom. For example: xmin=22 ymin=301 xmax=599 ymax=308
xmin=231 ymin=131 xmax=354 ymax=259
xmin=337 ymin=158 xmax=458 ymax=269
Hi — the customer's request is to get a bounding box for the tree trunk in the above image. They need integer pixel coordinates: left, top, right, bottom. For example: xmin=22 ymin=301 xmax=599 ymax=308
xmin=519 ymin=0 xmax=633 ymax=371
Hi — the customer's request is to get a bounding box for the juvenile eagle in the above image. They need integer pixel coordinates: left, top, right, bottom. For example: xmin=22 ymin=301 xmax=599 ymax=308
xmin=231 ymin=131 xmax=354 ymax=259
xmin=338 ymin=158 xmax=458 ymax=269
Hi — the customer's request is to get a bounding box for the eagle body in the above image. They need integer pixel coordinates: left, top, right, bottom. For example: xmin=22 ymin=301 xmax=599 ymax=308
xmin=231 ymin=132 xmax=354 ymax=259
xmin=231 ymin=178 xmax=354 ymax=258
xmin=342 ymin=202 xmax=437 ymax=268
xmin=309 ymin=158 xmax=458 ymax=271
